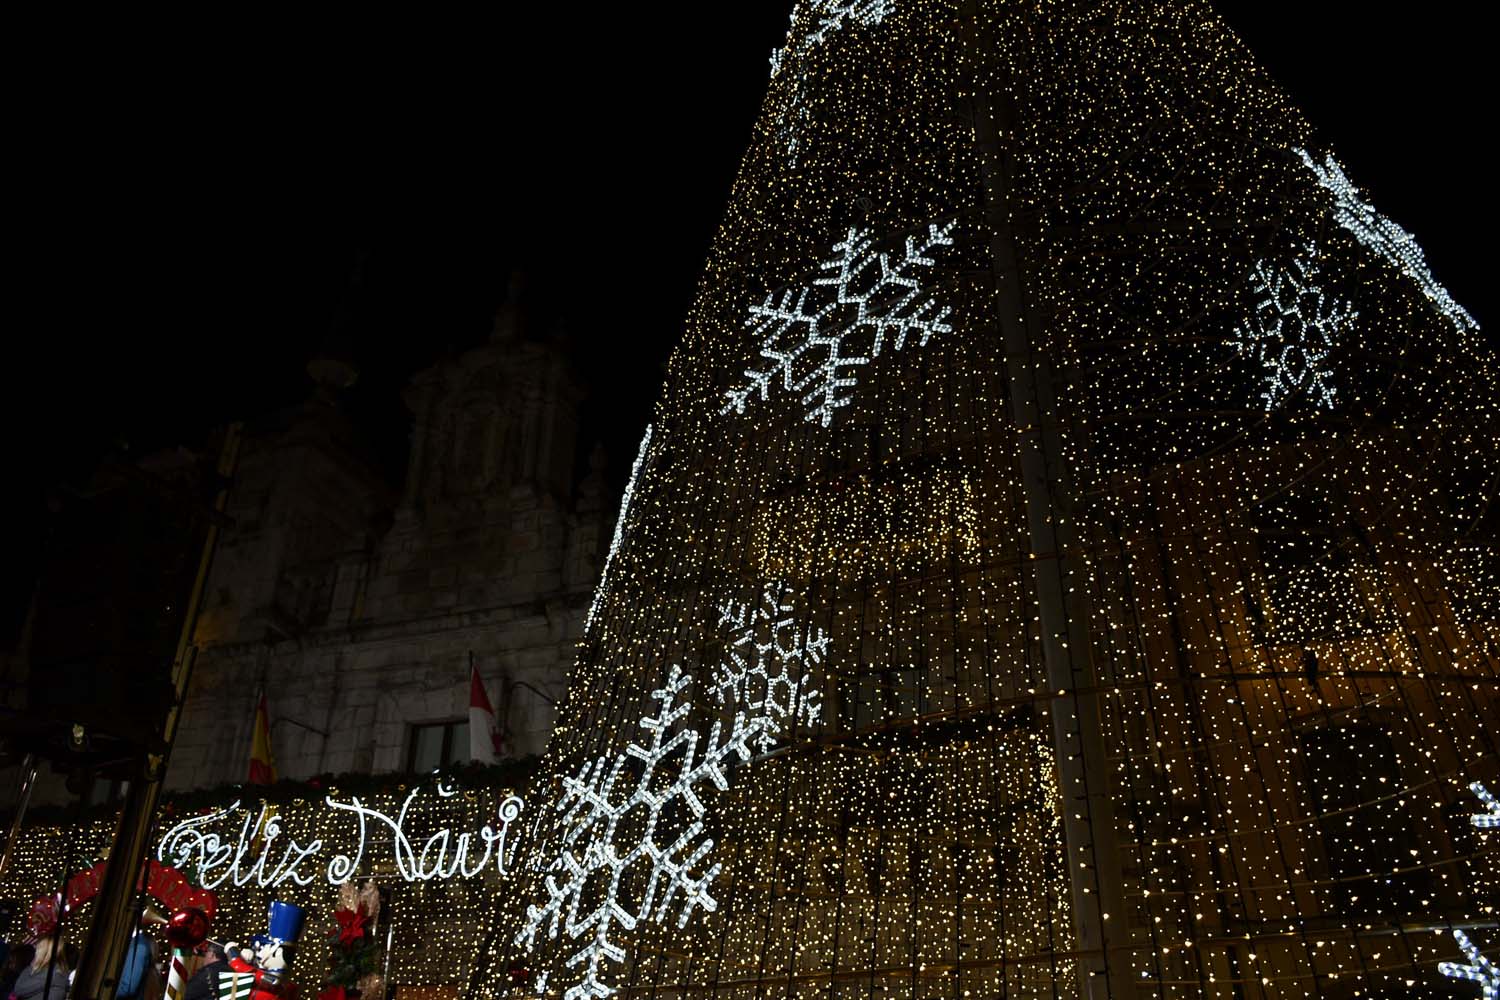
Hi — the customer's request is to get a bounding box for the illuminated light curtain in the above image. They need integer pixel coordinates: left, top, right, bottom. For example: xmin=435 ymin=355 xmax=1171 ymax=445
xmin=486 ymin=1 xmax=1499 ymax=998
xmin=0 ymin=788 xmax=524 ymax=990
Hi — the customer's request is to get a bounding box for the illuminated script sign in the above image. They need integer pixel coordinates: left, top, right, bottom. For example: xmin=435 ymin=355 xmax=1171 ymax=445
xmin=156 ymin=782 xmax=525 ymax=889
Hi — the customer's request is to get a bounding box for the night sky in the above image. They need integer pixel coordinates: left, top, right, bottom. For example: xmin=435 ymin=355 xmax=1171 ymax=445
xmin=4 ymin=5 xmax=1491 ymax=628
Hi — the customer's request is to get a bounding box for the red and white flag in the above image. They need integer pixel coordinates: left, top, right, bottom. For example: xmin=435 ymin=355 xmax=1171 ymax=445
xmin=469 ymin=663 xmax=504 ymax=764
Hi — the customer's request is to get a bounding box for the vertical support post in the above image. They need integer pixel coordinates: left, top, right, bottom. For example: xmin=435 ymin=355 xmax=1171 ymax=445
xmin=0 ymin=752 xmax=40 ymax=880
xmin=959 ymin=7 xmax=1131 ymax=997
xmin=72 ymin=425 xmax=242 ymax=1000
xmin=379 ymin=885 xmax=396 ymax=1000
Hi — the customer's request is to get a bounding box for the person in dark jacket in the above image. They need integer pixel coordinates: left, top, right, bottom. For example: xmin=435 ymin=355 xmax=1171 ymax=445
xmin=115 ymin=927 xmax=158 ymax=1000
xmin=11 ymin=937 xmax=68 ymax=1000
xmin=1 ymin=943 xmax=35 ymax=999
xmin=0 ymin=898 xmax=20 ymax=994
xmin=0 ymin=898 xmax=17 ymax=982
xmin=182 ymin=944 xmax=226 ymax=1000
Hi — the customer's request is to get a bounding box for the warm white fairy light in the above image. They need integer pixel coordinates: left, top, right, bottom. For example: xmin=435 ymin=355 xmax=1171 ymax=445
xmin=501 ymin=9 xmax=1496 ymax=996
xmin=2 ymin=783 xmax=530 ymax=989
xmin=770 ymin=2 xmax=899 ymax=162
xmin=584 ymin=424 xmax=653 ymax=632
xmin=767 ymin=5 xmax=798 ymax=77
xmin=515 ymin=666 xmax=770 ymax=1000
xmin=769 ymin=0 xmax=898 ymax=78
xmin=323 ymin=785 xmax=525 ymax=883
xmin=1471 ymin=782 xmax=1500 ymax=830
xmin=10 ymin=8 xmax=1494 ymax=1000
xmin=723 ymin=220 xmax=955 ymax=426
xmin=154 ymin=785 xmax=526 ymax=889
xmin=713 ymin=584 xmax=828 ymax=750
xmin=1296 ymin=147 xmax=1479 ymax=334
xmin=779 ymin=96 xmax=813 ymax=166
xmin=1234 ymin=249 xmax=1354 ymax=410
xmin=1439 ymin=930 xmax=1499 ymax=1000
xmin=806 ymin=0 xmax=897 ymax=48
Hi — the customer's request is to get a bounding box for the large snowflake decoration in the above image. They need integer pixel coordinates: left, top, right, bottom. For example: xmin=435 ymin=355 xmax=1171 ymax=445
xmin=515 ymin=666 xmax=769 ymax=1000
xmin=724 ymin=220 xmax=957 ymax=426
xmin=770 ymin=0 xmax=898 ymax=78
xmin=769 ymin=1 xmax=899 ymax=163
xmin=715 ymin=585 xmax=828 ymax=751
xmin=1234 ymin=249 xmax=1355 ymax=410
xmin=1470 ymin=781 xmax=1500 ymax=829
xmin=1296 ymin=148 xmax=1479 ymax=335
xmin=1440 ymin=929 xmax=1499 ymax=1000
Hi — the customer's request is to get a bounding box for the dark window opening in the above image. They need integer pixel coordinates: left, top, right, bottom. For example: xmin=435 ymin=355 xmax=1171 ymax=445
xmin=406 ymin=720 xmax=469 ymax=773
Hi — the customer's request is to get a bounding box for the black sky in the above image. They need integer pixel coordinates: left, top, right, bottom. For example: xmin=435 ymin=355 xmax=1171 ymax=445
xmin=5 ymin=4 xmax=1492 ymax=621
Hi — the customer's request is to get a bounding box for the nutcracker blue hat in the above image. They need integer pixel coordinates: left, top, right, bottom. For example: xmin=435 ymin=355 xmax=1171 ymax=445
xmin=265 ymin=900 xmax=306 ymax=945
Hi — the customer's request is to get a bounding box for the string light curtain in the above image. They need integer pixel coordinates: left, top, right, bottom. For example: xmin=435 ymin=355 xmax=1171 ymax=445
xmin=488 ymin=0 xmax=1497 ymax=998
xmin=0 ymin=788 xmax=520 ymax=989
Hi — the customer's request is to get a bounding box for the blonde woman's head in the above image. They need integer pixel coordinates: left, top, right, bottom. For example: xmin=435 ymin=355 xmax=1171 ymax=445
xmin=32 ymin=941 xmax=67 ymax=971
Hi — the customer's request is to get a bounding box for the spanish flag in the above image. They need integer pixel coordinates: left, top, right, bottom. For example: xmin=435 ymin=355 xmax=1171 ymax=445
xmin=248 ymin=692 xmax=277 ymax=785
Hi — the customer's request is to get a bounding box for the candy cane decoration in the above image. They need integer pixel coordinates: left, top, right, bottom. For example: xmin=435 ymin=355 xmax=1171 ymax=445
xmin=162 ymin=907 xmax=213 ymax=1000
xmin=164 ymin=949 xmax=190 ymax=1000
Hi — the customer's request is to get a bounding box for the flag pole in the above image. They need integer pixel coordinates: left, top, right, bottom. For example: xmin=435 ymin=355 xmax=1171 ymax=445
xmin=72 ymin=424 xmax=243 ymax=1000
xmin=250 ymin=684 xmax=262 ymax=781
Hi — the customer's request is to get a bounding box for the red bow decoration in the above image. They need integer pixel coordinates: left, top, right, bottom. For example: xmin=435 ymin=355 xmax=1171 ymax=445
xmin=315 ymin=988 xmax=348 ymax=1000
xmin=330 ymin=907 xmax=370 ymax=949
xmin=27 ymin=894 xmax=62 ymax=941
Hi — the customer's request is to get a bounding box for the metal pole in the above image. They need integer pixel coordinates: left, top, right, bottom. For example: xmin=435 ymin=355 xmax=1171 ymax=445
xmin=72 ymin=424 xmax=243 ymax=1000
xmin=0 ymin=752 xmax=40 ymax=880
xmin=41 ymin=788 xmax=84 ymax=1000
xmin=379 ymin=886 xmax=396 ymax=1000
xmin=959 ymin=8 xmax=1131 ymax=997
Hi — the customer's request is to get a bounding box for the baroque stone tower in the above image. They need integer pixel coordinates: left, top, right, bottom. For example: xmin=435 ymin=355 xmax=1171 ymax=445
xmin=168 ymin=276 xmax=609 ymax=789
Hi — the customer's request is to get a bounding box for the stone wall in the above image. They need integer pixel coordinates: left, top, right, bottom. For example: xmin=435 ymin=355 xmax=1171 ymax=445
xmin=163 ymin=316 xmax=607 ymax=791
xmin=166 ymin=578 xmax=589 ymax=790
xmin=0 ymin=288 xmax=612 ymax=810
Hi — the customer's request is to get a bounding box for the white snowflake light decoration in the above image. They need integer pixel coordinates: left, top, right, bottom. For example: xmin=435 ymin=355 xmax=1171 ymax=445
xmin=1234 ymin=249 xmax=1355 ymax=410
xmin=1296 ymin=148 xmax=1479 ymax=335
xmin=584 ymin=424 xmax=653 ymax=633
xmin=1470 ymin=781 xmax=1500 ymax=829
xmin=769 ymin=1 xmax=899 ymax=162
xmin=770 ymin=0 xmax=898 ymax=79
xmin=769 ymin=3 xmax=803 ymax=78
xmin=1440 ymin=929 xmax=1499 ymax=1000
xmin=515 ymin=666 xmax=769 ymax=1000
xmin=780 ymin=97 xmax=814 ymax=166
xmin=807 ymin=0 xmax=898 ymax=48
xmin=724 ymin=220 xmax=957 ymax=426
xmin=715 ymin=585 xmax=828 ymax=750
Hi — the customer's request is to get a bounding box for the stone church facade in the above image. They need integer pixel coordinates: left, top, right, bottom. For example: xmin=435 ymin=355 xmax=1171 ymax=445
xmin=163 ymin=309 xmax=609 ymax=791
